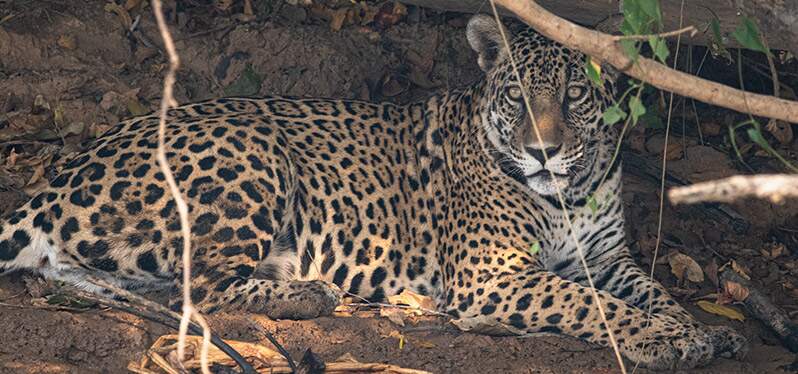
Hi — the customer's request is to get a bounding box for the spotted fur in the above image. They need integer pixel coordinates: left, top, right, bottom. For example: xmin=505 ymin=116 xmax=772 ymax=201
xmin=0 ymin=15 xmax=745 ymax=369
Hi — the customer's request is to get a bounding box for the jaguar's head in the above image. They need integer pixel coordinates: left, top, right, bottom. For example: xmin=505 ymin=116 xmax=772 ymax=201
xmin=467 ymin=14 xmax=618 ymax=197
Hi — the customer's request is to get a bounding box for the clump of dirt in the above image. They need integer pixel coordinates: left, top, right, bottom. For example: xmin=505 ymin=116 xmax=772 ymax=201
xmin=1 ymin=1 xmax=797 ymax=373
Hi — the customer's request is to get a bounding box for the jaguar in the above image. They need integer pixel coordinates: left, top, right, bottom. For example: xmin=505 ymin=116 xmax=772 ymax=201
xmin=0 ymin=14 xmax=746 ymax=369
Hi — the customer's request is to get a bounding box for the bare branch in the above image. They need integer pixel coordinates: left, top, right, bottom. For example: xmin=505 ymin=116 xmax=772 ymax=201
xmin=149 ymin=1 xmax=209 ymax=372
xmin=612 ymin=25 xmax=697 ymax=41
xmin=668 ymin=174 xmax=798 ymax=204
xmin=493 ymin=0 xmax=798 ymax=124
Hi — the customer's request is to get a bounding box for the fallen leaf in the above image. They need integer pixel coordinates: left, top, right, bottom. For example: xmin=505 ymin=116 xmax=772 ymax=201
xmin=413 ymin=339 xmax=436 ymax=349
xmin=104 ymin=2 xmax=133 ymax=29
xmin=723 ymin=280 xmax=750 ymax=302
xmin=700 ymin=121 xmax=722 ymax=137
xmin=215 ymin=0 xmax=235 ymax=11
xmin=25 ymin=163 xmax=45 ymax=187
xmin=766 ymin=119 xmax=793 ymax=144
xmin=57 ymin=35 xmax=76 ymax=50
xmin=668 ymin=287 xmax=697 ymax=298
xmin=379 ymin=307 xmax=406 ymax=326
xmin=5 ymin=148 xmax=18 ymax=167
xmin=373 ymin=2 xmax=407 ymax=30
xmin=724 ymin=260 xmax=751 ymax=280
xmin=668 ymin=252 xmax=704 ymax=283
xmin=379 ymin=74 xmax=409 ymax=97
xmin=387 ymin=289 xmax=436 ymax=314
xmin=329 ymin=8 xmax=349 ymax=31
xmin=696 ymin=300 xmax=745 ymax=321
xmin=451 ymin=315 xmax=524 ymax=336
xmin=124 ymin=0 xmax=144 ymax=11
xmin=32 ymin=94 xmax=50 ymax=115
xmin=126 ymin=98 xmax=149 ymax=116
xmin=665 ymin=142 xmax=684 ymax=160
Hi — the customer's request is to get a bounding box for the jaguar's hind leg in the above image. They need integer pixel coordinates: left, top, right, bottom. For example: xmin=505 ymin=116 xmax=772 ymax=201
xmin=169 ymin=273 xmax=342 ymax=320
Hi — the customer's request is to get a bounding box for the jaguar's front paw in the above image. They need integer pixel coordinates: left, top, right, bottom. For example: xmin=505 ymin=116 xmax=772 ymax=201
xmin=624 ymin=321 xmax=715 ymax=370
xmin=703 ymin=324 xmax=748 ymax=359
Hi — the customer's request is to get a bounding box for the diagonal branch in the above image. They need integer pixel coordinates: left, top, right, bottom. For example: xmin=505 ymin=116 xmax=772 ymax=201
xmin=668 ymin=174 xmax=798 ymax=204
xmin=493 ymin=0 xmax=798 ymax=124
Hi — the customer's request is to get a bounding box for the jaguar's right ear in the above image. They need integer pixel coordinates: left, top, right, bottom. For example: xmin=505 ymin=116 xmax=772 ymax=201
xmin=467 ymin=14 xmax=510 ymax=72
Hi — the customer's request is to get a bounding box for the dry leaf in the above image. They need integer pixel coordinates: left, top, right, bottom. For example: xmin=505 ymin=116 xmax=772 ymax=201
xmin=329 ymin=8 xmax=349 ymax=31
xmin=104 ymin=2 xmax=133 ymax=29
xmin=727 ymin=260 xmax=752 ymax=280
xmin=57 ymin=35 xmax=76 ymax=50
xmin=124 ymin=0 xmax=144 ymax=11
xmin=700 ymin=121 xmax=722 ymax=137
xmin=451 ymin=315 xmax=524 ymax=336
xmin=387 ymin=289 xmax=436 ymax=314
xmin=665 ymin=142 xmax=684 ymax=160
xmin=668 ymin=287 xmax=697 ymax=298
xmin=668 ymin=252 xmax=704 ymax=283
xmin=214 ymin=0 xmax=234 ymax=11
xmin=696 ymin=300 xmax=745 ymax=321
xmin=127 ymin=98 xmax=149 ymax=116
xmin=6 ymin=148 xmax=19 ymax=167
xmin=723 ymin=280 xmax=750 ymax=302
xmin=766 ymin=119 xmax=793 ymax=144
xmin=413 ymin=339 xmax=437 ymax=349
xmin=379 ymin=307 xmax=406 ymax=326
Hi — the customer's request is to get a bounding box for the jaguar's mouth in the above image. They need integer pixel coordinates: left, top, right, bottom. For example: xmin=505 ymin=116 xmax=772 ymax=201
xmin=526 ymin=170 xmax=568 ymax=180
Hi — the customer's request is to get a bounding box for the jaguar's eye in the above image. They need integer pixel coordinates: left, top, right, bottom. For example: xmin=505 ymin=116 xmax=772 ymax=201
xmin=505 ymin=85 xmax=523 ymax=102
xmin=567 ymin=86 xmax=585 ymax=100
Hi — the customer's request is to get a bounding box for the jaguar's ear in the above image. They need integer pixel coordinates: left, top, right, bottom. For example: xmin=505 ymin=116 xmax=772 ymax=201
xmin=467 ymin=14 xmax=509 ymax=72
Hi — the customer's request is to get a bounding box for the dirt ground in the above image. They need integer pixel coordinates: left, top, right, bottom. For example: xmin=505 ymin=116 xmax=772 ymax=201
xmin=1 ymin=1 xmax=798 ymax=373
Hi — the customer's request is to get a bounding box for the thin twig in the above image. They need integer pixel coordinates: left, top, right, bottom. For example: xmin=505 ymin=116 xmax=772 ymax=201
xmin=493 ymin=0 xmax=798 ymax=124
xmin=488 ymin=2 xmax=627 ymax=373
xmin=344 ymin=303 xmax=451 ymax=318
xmin=612 ymin=25 xmax=696 ymax=41
xmin=149 ymin=1 xmax=207 ymax=372
xmin=668 ymin=174 xmax=798 ymax=204
xmin=637 ymin=1 xmax=686 ymax=372
xmin=63 ymin=282 xmax=257 ymax=374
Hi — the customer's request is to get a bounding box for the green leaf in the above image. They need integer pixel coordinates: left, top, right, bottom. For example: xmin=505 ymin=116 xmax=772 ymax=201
xmin=619 ymin=39 xmax=639 ymax=63
xmin=584 ymin=56 xmax=603 ymax=87
xmin=224 ymin=64 xmax=262 ymax=96
xmin=587 ymin=195 xmax=599 ymax=215
xmin=731 ymin=17 xmax=772 ymax=56
xmin=603 ymin=105 xmax=627 ymax=126
xmin=629 ymin=96 xmax=646 ymax=126
xmin=746 ymin=126 xmax=767 ymax=147
xmin=622 ymin=1 xmax=644 ymax=34
xmin=638 ymin=0 xmax=663 ymax=27
xmin=648 ymin=36 xmax=670 ymax=63
xmin=529 ymin=241 xmax=541 ymax=255
xmin=709 ymin=18 xmax=732 ymax=61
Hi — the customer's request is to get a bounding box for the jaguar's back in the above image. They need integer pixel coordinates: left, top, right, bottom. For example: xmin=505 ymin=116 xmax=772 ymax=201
xmin=0 ymin=14 xmax=746 ymax=370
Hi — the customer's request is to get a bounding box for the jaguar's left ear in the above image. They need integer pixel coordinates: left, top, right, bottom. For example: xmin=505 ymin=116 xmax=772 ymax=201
xmin=467 ymin=14 xmax=511 ymax=72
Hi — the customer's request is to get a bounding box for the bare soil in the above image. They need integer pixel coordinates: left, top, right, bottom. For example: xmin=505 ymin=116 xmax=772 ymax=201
xmin=1 ymin=1 xmax=797 ymax=373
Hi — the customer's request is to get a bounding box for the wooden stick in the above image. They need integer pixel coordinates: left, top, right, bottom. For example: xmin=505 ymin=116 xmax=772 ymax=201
xmin=719 ymin=268 xmax=798 ymax=352
xmin=493 ymin=0 xmax=798 ymax=124
xmin=668 ymin=174 xmax=798 ymax=204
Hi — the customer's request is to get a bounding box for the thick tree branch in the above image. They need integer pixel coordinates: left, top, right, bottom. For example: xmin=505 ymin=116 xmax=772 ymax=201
xmin=493 ymin=0 xmax=798 ymax=124
xmin=668 ymin=174 xmax=798 ymax=204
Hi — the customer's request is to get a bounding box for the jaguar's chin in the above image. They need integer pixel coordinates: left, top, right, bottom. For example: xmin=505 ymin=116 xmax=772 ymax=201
xmin=524 ymin=171 xmax=571 ymax=196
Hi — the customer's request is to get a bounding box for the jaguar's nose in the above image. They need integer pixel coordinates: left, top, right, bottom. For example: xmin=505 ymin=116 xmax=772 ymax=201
xmin=525 ymin=145 xmax=561 ymax=164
